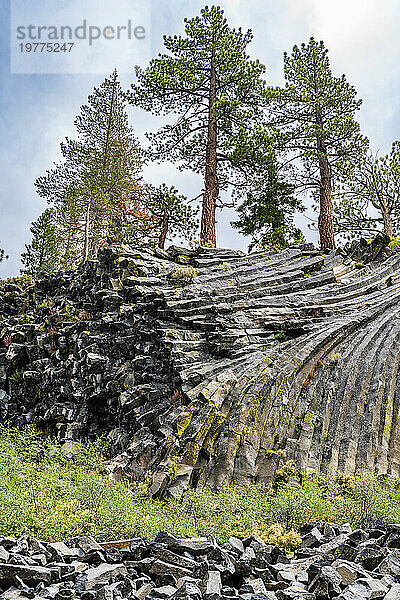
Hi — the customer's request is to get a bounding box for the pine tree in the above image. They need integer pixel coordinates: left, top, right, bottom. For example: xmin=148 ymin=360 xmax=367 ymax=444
xmin=143 ymin=184 xmax=199 ymax=249
xmin=232 ymin=149 xmax=305 ymax=251
xmin=269 ymin=38 xmax=368 ymax=251
xmin=35 ymin=70 xmax=142 ymax=264
xmin=107 ymin=181 xmax=159 ymax=248
xmin=127 ymin=5 xmax=267 ymax=247
xmin=55 ymin=188 xmax=85 ymax=269
xmin=334 ymin=143 xmax=400 ymax=239
xmin=21 ymin=209 xmax=59 ymax=277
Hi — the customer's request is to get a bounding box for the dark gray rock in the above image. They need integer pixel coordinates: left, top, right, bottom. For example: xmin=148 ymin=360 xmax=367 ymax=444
xmin=74 ymin=563 xmax=127 ymax=591
xmin=374 ymin=551 xmax=400 ymax=578
xmin=134 ymin=583 xmax=154 ymax=599
xmin=308 ymin=563 xmax=342 ymax=597
xmin=301 ymin=528 xmax=323 ymax=549
xmin=171 ymin=581 xmax=202 ymax=599
xmin=151 ymin=585 xmax=177 ymax=598
xmin=356 ymin=547 xmax=387 ymax=571
xmin=2 ymin=240 xmax=400 ymax=497
xmin=1 ymin=528 xmax=400 ymax=600
xmin=0 ymin=563 xmax=53 ymax=585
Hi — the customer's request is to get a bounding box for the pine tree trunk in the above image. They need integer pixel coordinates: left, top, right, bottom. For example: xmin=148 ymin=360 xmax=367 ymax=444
xmin=83 ymin=202 xmax=91 ymax=261
xmin=201 ymin=38 xmax=218 ymax=247
xmin=158 ymin=208 xmax=169 ymax=249
xmin=318 ymin=157 xmax=336 ymax=251
xmin=316 ymin=112 xmax=335 ymax=251
xmin=38 ymin=238 xmax=45 ymax=274
xmin=64 ymin=223 xmax=72 ymax=264
xmin=382 ymin=210 xmax=393 ymax=238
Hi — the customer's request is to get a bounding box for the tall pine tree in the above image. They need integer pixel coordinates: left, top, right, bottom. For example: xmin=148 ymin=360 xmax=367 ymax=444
xmin=55 ymin=188 xmax=85 ymax=269
xmin=36 ymin=70 xmax=142 ymax=263
xmin=269 ymin=38 xmax=367 ymax=250
xmin=127 ymin=5 xmax=267 ymax=247
xmin=229 ymin=124 xmax=304 ymax=250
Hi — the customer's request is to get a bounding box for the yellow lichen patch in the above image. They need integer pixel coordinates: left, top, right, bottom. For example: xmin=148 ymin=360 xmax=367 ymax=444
xmin=302 ymin=410 xmax=315 ymax=432
xmin=183 ymin=409 xmax=216 ymax=466
xmin=221 ymin=424 xmax=249 ymax=465
xmin=273 ymin=377 xmax=286 ymax=403
xmin=176 ymin=404 xmax=197 ymax=437
xmin=356 ymin=392 xmax=367 ymax=415
xmin=246 ymin=395 xmax=263 ymax=427
xmin=165 ymin=435 xmax=175 ymax=450
xmin=201 ymin=412 xmax=228 ymax=459
xmin=230 ymin=395 xmax=260 ymax=446
xmin=204 ymin=418 xmax=226 ymax=456
xmin=232 ymin=429 xmax=244 ymax=457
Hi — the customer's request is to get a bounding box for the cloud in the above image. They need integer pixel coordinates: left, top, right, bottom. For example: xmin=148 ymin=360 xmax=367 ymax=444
xmin=10 ymin=0 xmax=151 ymax=74
xmin=284 ymin=0 xmax=400 ymax=150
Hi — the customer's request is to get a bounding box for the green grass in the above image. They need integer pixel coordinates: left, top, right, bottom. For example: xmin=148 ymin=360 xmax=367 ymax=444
xmin=1 ymin=425 xmax=399 ymax=547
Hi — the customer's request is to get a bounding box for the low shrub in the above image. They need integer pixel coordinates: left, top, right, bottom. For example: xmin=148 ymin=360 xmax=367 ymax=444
xmin=168 ymin=266 xmax=198 ymax=286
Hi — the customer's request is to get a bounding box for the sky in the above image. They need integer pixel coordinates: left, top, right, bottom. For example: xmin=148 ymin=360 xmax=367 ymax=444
xmin=1 ymin=0 xmax=400 ymax=277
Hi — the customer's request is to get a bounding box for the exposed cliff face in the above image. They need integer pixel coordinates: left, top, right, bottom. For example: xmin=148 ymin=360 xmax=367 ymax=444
xmin=1 ymin=239 xmax=399 ymax=497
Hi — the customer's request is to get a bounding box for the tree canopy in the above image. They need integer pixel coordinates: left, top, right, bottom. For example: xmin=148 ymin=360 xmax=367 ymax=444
xmin=21 ymin=209 xmax=59 ymax=277
xmin=232 ymin=153 xmax=305 ymax=251
xmin=127 ymin=5 xmax=267 ymax=246
xmin=142 ymin=184 xmax=199 ymax=249
xmin=35 ymin=70 xmax=143 ymax=264
xmin=268 ymin=38 xmax=368 ymax=250
xmin=17 ymin=9 xmax=392 ymax=278
xmin=334 ymin=142 xmax=400 ymax=240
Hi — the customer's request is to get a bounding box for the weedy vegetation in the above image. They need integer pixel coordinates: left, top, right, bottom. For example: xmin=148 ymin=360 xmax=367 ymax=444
xmin=1 ymin=425 xmax=400 ymax=548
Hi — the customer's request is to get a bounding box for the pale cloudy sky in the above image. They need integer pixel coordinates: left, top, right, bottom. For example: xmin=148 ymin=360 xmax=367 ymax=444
xmin=1 ymin=0 xmax=399 ymax=277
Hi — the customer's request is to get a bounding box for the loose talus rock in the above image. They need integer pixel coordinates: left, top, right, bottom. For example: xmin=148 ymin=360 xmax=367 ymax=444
xmin=1 ymin=237 xmax=400 ymax=497
xmin=1 ymin=522 xmax=400 ymax=599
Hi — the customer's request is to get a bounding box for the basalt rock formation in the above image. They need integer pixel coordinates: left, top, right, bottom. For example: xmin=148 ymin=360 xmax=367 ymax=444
xmin=1 ymin=239 xmax=399 ymax=497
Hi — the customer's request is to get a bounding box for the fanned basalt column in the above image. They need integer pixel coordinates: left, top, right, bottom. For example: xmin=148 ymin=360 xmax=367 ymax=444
xmin=1 ymin=241 xmax=400 ymax=497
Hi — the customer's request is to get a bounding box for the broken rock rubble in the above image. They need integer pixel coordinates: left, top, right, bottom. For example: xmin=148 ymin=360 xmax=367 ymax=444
xmin=2 ymin=523 xmax=400 ymax=599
